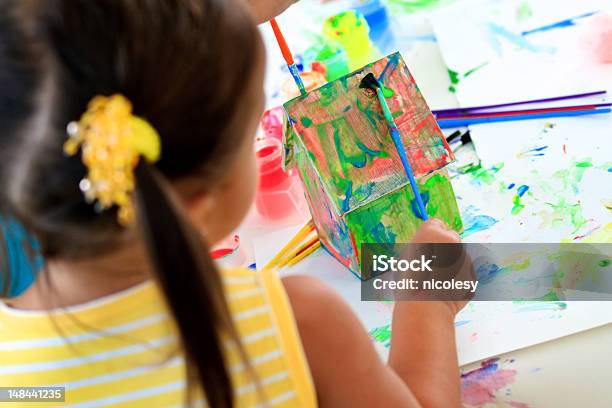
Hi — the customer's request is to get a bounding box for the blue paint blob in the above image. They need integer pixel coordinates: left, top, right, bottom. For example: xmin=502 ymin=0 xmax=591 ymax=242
xmin=476 ymin=263 xmax=504 ymax=284
xmin=455 ymin=320 xmax=470 ymax=327
xmin=410 ymin=191 xmax=430 ymax=220
xmin=341 ymin=181 xmax=353 ymax=212
xmin=354 ymin=182 xmax=376 ymax=202
xmin=608 ymin=167 xmax=612 ymax=172
xmin=508 ymin=183 xmax=516 ymax=189
xmin=488 ymin=22 xmax=541 ymax=53
xmin=461 ymin=358 xmax=500 ymax=380
xmin=462 ymin=214 xmax=498 ymax=238
xmin=248 ymin=263 xmax=257 ymax=270
xmin=529 ymin=146 xmax=548 ymax=152
xmin=288 ymin=64 xmax=306 ymax=94
xmin=371 ymin=222 xmax=397 ymax=243
xmin=521 ymin=11 xmax=597 ymax=36
xmin=517 ymin=185 xmax=529 ymax=197
xmin=377 ymin=52 xmax=400 ymax=82
xmin=350 ymin=157 xmax=367 ymax=168
xmin=461 ymin=205 xmax=498 ymax=238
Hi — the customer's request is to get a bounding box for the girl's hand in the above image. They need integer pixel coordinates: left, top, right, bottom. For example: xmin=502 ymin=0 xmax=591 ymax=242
xmin=410 ymin=219 xmax=471 ymax=315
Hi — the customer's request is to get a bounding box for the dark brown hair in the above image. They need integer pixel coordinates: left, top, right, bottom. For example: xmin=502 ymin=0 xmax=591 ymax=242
xmin=0 ymin=0 xmax=261 ymax=406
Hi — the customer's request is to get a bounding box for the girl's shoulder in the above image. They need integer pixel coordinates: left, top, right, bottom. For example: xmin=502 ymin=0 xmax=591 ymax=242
xmin=220 ymin=267 xmax=317 ymax=407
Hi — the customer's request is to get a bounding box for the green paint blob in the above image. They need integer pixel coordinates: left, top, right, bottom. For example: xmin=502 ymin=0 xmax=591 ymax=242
xmin=447 ymin=68 xmax=460 ymax=93
xmin=382 ymin=86 xmax=395 ymax=98
xmin=323 ymin=11 xmax=379 ymax=71
xmin=545 ymin=199 xmax=587 ymax=233
xmin=511 ymin=194 xmax=525 ymax=215
xmin=514 ymin=290 xmax=562 ymax=302
xmin=535 ymin=291 xmax=562 ymax=302
xmin=517 ymin=1 xmax=533 ymax=22
xmin=460 ymin=162 xmax=504 ymax=185
xmin=386 ymin=0 xmax=455 ymax=14
xmin=575 ymin=160 xmax=593 ymax=168
xmin=370 ymin=324 xmax=392 ymax=343
xmin=300 ymin=117 xmax=313 ymax=127
xmin=464 ymin=61 xmax=490 ymax=77
xmin=445 ymin=63 xmax=488 ymax=93
xmin=599 ymin=259 xmax=612 ymax=268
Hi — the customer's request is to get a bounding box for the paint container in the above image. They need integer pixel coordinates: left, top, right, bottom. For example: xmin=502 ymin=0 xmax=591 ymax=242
xmin=210 ymin=234 xmax=247 ymax=268
xmin=261 ymin=106 xmax=285 ymax=142
xmin=281 ymin=70 xmax=327 ymax=100
xmin=352 ymin=0 xmax=395 ymax=53
xmin=323 ymin=10 xmax=380 ymax=71
xmin=304 ymin=42 xmax=350 ymax=82
xmin=255 ymin=138 xmax=308 ymax=222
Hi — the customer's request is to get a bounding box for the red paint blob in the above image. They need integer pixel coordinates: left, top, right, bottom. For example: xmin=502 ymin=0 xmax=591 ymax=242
xmin=586 ymin=14 xmax=612 ymax=64
xmin=210 ymin=235 xmax=240 ymax=260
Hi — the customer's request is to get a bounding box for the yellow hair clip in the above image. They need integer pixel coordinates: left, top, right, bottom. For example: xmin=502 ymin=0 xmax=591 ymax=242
xmin=64 ymin=94 xmax=161 ymax=226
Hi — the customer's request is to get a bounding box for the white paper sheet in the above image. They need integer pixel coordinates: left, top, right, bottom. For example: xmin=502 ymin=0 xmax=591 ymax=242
xmin=253 ymin=227 xmax=612 ymax=365
xmin=430 ymin=0 xmax=612 ymax=165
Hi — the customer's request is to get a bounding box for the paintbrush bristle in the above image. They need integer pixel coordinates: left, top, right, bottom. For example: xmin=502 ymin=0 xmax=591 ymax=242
xmin=359 ymin=73 xmax=380 ymax=90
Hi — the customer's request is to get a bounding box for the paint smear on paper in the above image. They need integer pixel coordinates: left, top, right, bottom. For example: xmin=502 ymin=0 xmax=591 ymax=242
xmin=461 ymin=205 xmax=498 ymax=238
xmin=543 ymin=198 xmax=587 ymax=234
xmin=447 ymin=63 xmax=489 ymax=93
xmin=488 ymin=23 xmax=543 ymax=54
xmin=522 ymin=11 xmax=598 ymax=36
xmin=370 ymin=324 xmax=392 ymax=348
xmin=589 ymin=14 xmax=612 ymax=64
xmin=513 ymin=300 xmax=567 ymax=313
xmin=370 ymin=319 xmax=472 ymax=347
xmin=458 ymin=162 xmax=504 ymax=186
xmin=511 ymin=185 xmax=529 ymax=215
xmin=447 ymin=68 xmax=460 ymax=93
xmin=461 ymin=358 xmax=528 ymax=407
xmin=476 ymin=258 xmax=531 ymax=285
xmin=516 ymin=1 xmax=532 ymax=23
xmin=518 ymin=145 xmax=548 ymax=159
xmin=386 ymin=0 xmax=455 ymax=14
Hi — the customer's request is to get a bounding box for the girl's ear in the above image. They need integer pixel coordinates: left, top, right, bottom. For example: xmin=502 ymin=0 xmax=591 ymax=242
xmin=184 ymin=190 xmax=217 ymax=231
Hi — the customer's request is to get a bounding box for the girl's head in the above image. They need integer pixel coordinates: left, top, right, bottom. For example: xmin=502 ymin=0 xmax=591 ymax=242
xmin=2 ymin=0 xmax=265 ymax=249
xmin=1 ymin=0 xmax=265 ymax=405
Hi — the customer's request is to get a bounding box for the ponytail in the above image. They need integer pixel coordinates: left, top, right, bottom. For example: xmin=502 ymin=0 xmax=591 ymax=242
xmin=135 ymin=161 xmax=234 ymax=407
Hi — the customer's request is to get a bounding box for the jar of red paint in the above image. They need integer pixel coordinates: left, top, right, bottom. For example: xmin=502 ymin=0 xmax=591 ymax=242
xmin=255 ymin=138 xmax=308 ymax=222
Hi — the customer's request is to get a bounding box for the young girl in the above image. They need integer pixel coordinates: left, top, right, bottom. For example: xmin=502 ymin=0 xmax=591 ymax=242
xmin=0 ymin=0 xmax=465 ymax=407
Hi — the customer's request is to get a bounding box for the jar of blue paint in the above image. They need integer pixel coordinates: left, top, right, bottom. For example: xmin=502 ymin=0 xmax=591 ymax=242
xmin=352 ymin=0 xmax=395 ymax=52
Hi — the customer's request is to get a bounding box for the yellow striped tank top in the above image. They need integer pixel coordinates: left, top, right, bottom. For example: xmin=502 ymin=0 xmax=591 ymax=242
xmin=0 ymin=268 xmax=316 ymax=407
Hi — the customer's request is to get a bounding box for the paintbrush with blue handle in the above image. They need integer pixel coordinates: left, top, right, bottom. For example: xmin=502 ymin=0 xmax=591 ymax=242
xmin=270 ymin=19 xmax=306 ymax=96
xmin=360 ymin=73 xmax=428 ymax=220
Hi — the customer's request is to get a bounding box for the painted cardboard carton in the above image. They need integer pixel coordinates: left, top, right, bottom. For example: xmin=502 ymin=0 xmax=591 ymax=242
xmin=282 ymin=52 xmax=463 ymax=279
